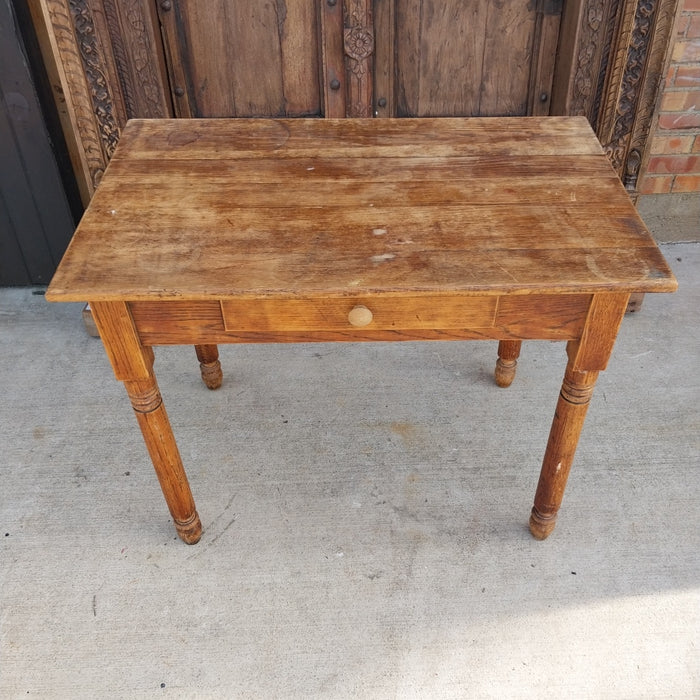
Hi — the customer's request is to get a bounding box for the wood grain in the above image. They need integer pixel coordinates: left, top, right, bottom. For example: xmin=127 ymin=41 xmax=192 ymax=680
xmin=478 ymin=1 xmax=537 ymax=115
xmin=320 ymin=0 xmax=345 ymax=117
xmin=221 ymin=295 xmax=497 ymax=332
xmin=495 ymin=340 xmax=522 ymax=388
xmin=159 ymin=0 xmax=320 ymax=118
xmin=45 ymin=117 xmax=678 ymax=544
xmin=567 ymin=293 xmax=631 ymax=371
xmin=90 ymin=300 xmax=201 ymax=543
xmin=104 ymin=117 xmax=605 ymax=160
xmin=530 ymin=365 xmax=600 ymax=540
xmin=127 ymin=294 xmax=591 ymax=346
xmin=32 ymin=0 xmax=678 ymax=206
xmin=46 ymin=118 xmax=676 ymax=304
xmin=90 ymin=301 xmax=152 ymax=380
xmin=392 ymin=0 xmax=559 ymax=117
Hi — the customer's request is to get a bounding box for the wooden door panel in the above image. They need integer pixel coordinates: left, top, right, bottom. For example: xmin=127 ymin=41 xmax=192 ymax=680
xmin=159 ymin=0 xmax=321 ymax=118
xmin=479 ymin=3 xmax=537 ymax=116
xmin=384 ymin=0 xmax=561 ymax=118
xmin=395 ymin=0 xmax=489 ymax=116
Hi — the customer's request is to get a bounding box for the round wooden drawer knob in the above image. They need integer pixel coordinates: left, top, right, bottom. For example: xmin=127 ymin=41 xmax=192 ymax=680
xmin=348 ymin=305 xmax=373 ymax=327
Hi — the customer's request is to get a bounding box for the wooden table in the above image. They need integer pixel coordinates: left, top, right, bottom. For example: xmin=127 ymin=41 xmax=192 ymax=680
xmin=46 ymin=117 xmax=677 ymax=544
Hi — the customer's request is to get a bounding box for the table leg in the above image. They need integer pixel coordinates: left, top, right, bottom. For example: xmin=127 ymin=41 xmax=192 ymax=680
xmin=529 ymin=292 xmax=629 ymax=540
xmin=529 ymin=365 xmax=598 ymax=539
xmin=495 ymin=340 xmax=521 ymax=387
xmin=195 ymin=344 xmax=223 ymax=390
xmin=91 ymin=301 xmax=202 ymax=544
xmin=124 ymin=376 xmax=202 ymax=543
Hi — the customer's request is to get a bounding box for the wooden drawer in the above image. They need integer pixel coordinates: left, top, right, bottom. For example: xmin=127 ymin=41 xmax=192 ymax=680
xmin=220 ymin=295 xmax=498 ymax=332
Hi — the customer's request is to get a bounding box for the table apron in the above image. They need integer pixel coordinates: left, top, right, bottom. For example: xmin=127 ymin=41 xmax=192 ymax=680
xmin=127 ymin=293 xmax=592 ymax=345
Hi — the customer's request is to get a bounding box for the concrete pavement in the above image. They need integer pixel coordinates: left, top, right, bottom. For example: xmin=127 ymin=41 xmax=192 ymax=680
xmin=1 ymin=243 xmax=698 ymax=698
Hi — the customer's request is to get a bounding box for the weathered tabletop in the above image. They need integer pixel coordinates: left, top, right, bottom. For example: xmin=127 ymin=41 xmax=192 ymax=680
xmin=46 ymin=117 xmax=677 ymax=544
xmin=46 ymin=117 xmax=675 ymax=302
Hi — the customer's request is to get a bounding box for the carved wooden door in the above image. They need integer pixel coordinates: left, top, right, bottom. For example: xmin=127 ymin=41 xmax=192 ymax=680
xmin=29 ymin=0 xmax=679 ymax=204
xmin=155 ymin=0 xmax=561 ymax=121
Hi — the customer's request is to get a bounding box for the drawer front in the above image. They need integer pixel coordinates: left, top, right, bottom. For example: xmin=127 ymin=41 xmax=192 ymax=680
xmin=220 ymin=295 xmax=498 ymax=332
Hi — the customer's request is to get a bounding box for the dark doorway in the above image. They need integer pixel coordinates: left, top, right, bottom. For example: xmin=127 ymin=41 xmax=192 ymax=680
xmin=0 ymin=0 xmax=78 ymax=286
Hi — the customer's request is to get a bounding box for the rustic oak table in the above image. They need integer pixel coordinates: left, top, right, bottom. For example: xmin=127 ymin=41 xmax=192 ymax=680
xmin=47 ymin=117 xmax=677 ymax=544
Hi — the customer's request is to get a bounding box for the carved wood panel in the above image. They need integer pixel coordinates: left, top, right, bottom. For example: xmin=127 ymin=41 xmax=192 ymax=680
xmin=30 ymin=0 xmax=679 ymax=203
xmin=552 ymin=0 xmax=679 ymax=193
xmin=343 ymin=0 xmax=373 ymax=117
xmin=28 ymin=0 xmax=170 ymax=201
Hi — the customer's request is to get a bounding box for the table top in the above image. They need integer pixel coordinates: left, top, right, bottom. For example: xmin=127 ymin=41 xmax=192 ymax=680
xmin=46 ymin=117 xmax=677 ymax=302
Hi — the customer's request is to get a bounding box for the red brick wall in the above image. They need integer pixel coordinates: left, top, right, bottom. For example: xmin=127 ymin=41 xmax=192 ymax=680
xmin=640 ymin=0 xmax=700 ymax=194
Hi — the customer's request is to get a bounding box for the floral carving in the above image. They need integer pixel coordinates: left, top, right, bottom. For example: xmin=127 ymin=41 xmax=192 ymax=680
xmin=605 ymin=0 xmax=657 ymax=172
xmin=103 ymin=0 xmax=168 ymax=119
xmin=591 ymin=0 xmax=622 ymax=127
xmin=571 ymin=0 xmax=607 ymax=116
xmin=569 ymin=0 xmax=676 ymax=195
xmin=45 ymin=0 xmax=107 ymax=192
xmin=343 ymin=0 xmax=373 ymax=117
xmin=344 ymin=26 xmax=374 ymax=64
xmin=587 ymin=5 xmax=604 ymax=30
xmin=624 ymin=148 xmax=642 ymax=190
xmin=69 ymin=0 xmax=120 ymax=161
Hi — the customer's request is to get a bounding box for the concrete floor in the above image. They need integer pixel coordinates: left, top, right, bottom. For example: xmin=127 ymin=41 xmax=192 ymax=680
xmin=1 ymin=243 xmax=698 ymax=699
xmin=637 ymin=193 xmax=700 ymax=244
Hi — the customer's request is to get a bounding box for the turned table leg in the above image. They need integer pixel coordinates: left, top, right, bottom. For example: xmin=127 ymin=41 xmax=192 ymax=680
xmin=529 ymin=365 xmax=598 ymax=540
xmin=495 ymin=340 xmax=521 ymax=387
xmin=125 ymin=376 xmax=202 ymax=543
xmin=91 ymin=301 xmax=202 ymax=544
xmin=195 ymin=344 xmax=223 ymax=390
xmin=528 ymin=292 xmax=630 ymax=540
